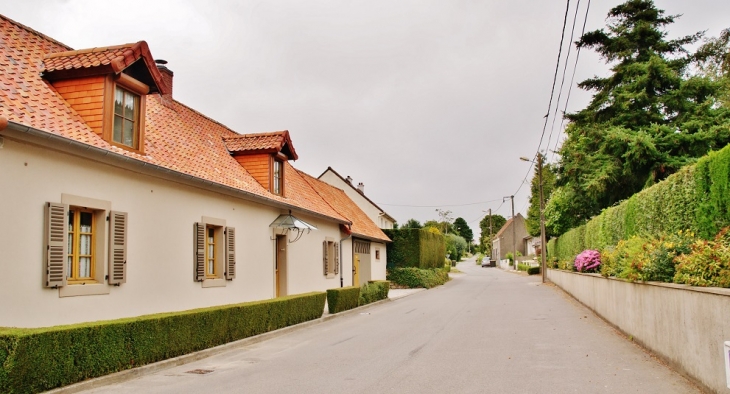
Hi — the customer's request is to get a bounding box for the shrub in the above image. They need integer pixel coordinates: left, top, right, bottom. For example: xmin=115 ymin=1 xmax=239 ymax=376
xmin=359 ymin=281 xmax=390 ymax=306
xmin=527 ymin=266 xmax=541 ymax=275
xmin=574 ymin=250 xmax=601 ymax=272
xmin=674 ymin=229 xmax=730 ymax=287
xmin=600 ymin=236 xmax=648 ymax=280
xmin=382 ymin=229 xmax=446 ymax=269
xmin=0 ymin=292 xmax=325 ymax=394
xmin=327 ymin=286 xmax=360 ymax=314
xmin=387 ymin=267 xmax=449 ymax=289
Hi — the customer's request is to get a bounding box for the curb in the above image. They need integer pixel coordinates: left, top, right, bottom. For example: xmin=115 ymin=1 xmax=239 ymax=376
xmin=45 ymin=292 xmax=422 ymax=394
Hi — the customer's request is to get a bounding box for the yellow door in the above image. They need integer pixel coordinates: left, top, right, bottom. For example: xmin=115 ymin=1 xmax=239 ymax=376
xmin=353 ymin=254 xmax=360 ymax=286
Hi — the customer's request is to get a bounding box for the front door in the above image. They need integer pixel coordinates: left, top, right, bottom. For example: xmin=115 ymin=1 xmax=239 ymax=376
xmin=353 ymin=254 xmax=360 ymax=287
xmin=276 ymin=235 xmax=287 ymax=297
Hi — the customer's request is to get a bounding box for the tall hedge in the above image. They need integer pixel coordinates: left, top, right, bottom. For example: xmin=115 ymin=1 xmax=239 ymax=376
xmin=548 ymin=143 xmax=730 ymax=262
xmin=382 ymin=229 xmax=445 ymax=269
xmin=0 ymin=292 xmax=326 ymax=394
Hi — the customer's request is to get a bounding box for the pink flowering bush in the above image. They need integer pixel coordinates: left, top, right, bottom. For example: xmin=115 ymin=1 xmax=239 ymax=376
xmin=575 ymin=249 xmax=601 ymax=272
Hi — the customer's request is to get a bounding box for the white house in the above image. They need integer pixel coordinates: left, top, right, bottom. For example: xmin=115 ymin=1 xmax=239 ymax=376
xmin=318 ymin=167 xmax=396 ymax=229
xmin=0 ymin=14 xmax=389 ymax=328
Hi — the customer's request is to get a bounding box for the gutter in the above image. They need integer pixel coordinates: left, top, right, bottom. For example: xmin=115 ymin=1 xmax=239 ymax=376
xmin=0 ymin=118 xmax=349 ymax=225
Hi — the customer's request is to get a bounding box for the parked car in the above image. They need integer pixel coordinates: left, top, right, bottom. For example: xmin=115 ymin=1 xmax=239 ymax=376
xmin=481 ymin=258 xmax=491 ymax=267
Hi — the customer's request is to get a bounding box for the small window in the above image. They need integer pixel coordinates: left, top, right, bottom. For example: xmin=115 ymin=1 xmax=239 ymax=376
xmin=113 ymin=86 xmax=140 ymax=149
xmin=322 ymin=240 xmax=339 ymax=277
xmin=273 ymin=159 xmax=282 ymax=195
xmin=67 ymin=208 xmax=95 ymax=283
xmin=206 ymin=226 xmax=217 ymax=278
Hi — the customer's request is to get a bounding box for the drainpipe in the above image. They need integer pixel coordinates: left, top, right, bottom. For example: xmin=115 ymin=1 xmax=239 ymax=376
xmin=339 ymin=224 xmax=352 ymax=288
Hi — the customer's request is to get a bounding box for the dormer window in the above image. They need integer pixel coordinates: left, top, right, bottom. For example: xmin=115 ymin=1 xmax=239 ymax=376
xmin=224 ymin=131 xmax=299 ymax=197
xmin=42 ymin=41 xmax=171 ymax=155
xmin=113 ymin=86 xmax=140 ymax=149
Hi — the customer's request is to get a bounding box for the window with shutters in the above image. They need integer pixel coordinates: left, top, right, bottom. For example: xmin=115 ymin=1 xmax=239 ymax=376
xmin=44 ymin=195 xmax=126 ymax=297
xmin=323 ymin=238 xmax=338 ymax=278
xmin=195 ymin=217 xmax=235 ymax=287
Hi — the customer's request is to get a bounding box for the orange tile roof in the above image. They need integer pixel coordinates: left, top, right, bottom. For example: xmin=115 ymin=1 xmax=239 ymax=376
xmin=223 ymin=131 xmax=299 ymax=159
xmin=0 ymin=14 xmax=347 ymax=224
xmin=42 ymin=41 xmax=169 ymax=95
xmin=299 ymin=171 xmax=391 ymax=243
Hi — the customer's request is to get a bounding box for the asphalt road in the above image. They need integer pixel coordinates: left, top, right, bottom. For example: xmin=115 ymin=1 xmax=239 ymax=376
xmin=81 ymin=258 xmax=700 ymax=394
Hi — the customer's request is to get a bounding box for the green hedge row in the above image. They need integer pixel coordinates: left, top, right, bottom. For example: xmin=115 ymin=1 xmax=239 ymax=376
xmin=382 ymin=229 xmax=446 ymax=269
xmin=386 ymin=267 xmax=449 ymax=289
xmin=548 ymin=143 xmax=730 ymax=262
xmin=326 ymin=281 xmax=391 ymax=314
xmin=0 ymin=292 xmax=326 ymax=394
xmin=527 ymin=266 xmax=541 ymax=275
xmin=327 ymin=286 xmax=360 ymax=314
xmin=359 ymin=281 xmax=390 ymax=306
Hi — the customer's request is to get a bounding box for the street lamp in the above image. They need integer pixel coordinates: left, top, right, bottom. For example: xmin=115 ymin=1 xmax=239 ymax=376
xmin=520 ymin=155 xmax=547 ymax=284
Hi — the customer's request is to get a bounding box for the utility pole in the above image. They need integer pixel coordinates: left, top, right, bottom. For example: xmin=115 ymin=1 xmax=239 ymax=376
xmin=488 ymin=209 xmax=493 ymax=261
xmin=538 ymin=154 xmax=547 ymax=283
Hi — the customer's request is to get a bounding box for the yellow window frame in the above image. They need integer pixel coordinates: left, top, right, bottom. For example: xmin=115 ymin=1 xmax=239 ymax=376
xmin=67 ymin=207 xmax=96 ymax=283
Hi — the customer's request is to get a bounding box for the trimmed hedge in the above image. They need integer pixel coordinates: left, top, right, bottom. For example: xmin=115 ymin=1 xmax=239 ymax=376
xmin=387 ymin=267 xmax=449 ymax=289
xmin=549 ymin=143 xmax=730 ymax=262
xmin=0 ymin=292 xmax=326 ymax=394
xmin=327 ymin=286 xmax=360 ymax=314
xmin=359 ymin=281 xmax=390 ymax=306
xmin=382 ymin=229 xmax=446 ymax=269
xmin=527 ymin=266 xmax=541 ymax=275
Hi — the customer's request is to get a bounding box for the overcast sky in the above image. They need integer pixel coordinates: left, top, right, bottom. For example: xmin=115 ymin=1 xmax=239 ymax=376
xmin=4 ymin=0 xmax=730 ymax=240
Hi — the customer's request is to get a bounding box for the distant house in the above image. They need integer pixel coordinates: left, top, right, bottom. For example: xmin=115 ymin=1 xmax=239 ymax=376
xmin=318 ymin=167 xmax=396 ymax=229
xmin=491 ymin=213 xmax=528 ymax=261
xmin=0 ymin=14 xmax=389 ymax=328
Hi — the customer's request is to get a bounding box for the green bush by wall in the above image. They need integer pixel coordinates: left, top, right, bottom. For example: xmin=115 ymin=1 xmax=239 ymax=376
xmin=382 ymin=229 xmax=445 ymax=269
xmin=386 ymin=267 xmax=449 ymax=289
xmin=326 ymin=286 xmax=360 ymax=314
xmin=0 ymin=292 xmax=326 ymax=394
xmin=359 ymin=281 xmax=390 ymax=306
xmin=548 ymin=144 xmax=730 ymax=262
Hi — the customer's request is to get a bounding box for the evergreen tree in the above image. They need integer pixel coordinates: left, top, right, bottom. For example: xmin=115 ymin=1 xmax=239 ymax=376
xmin=401 ymin=218 xmax=423 ymax=229
xmin=550 ymin=0 xmax=730 ymax=233
xmin=478 ymin=214 xmax=506 ymax=255
xmin=452 ymin=217 xmax=474 ymax=243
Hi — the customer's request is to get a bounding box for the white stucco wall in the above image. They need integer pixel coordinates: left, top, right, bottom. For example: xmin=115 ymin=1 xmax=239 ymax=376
xmin=0 ymin=138 xmax=344 ymax=328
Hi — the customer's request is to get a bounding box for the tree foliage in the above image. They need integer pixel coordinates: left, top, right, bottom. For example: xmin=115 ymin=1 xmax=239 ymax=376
xmin=526 ymin=158 xmax=556 ymax=237
xmin=452 ymin=217 xmax=474 ymax=243
xmin=401 ymin=218 xmax=423 ymax=229
xmin=478 ymin=214 xmax=506 ymax=255
xmin=549 ymin=0 xmax=730 ymax=233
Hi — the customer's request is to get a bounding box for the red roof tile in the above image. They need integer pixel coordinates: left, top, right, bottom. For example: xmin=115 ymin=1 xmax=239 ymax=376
xmin=0 ymin=14 xmax=346 ymax=224
xmin=223 ymin=131 xmax=298 ymax=159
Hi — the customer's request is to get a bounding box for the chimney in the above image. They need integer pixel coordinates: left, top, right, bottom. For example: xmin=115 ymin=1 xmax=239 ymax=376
xmin=345 ymin=176 xmax=353 ymax=184
xmin=357 ymin=182 xmax=364 ymax=194
xmin=155 ymin=59 xmax=174 ymax=106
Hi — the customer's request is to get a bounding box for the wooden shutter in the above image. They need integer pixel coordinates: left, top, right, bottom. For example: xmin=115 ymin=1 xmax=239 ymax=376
xmin=194 ymin=222 xmax=205 ymax=281
xmin=108 ymin=211 xmax=128 ymax=285
xmin=225 ymin=227 xmax=236 ymax=280
xmin=323 ymin=240 xmax=328 ymax=275
xmin=44 ymin=202 xmax=68 ymax=288
xmin=334 ymin=242 xmax=339 ymax=275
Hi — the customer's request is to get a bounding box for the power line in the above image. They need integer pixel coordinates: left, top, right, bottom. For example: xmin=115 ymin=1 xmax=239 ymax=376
xmin=512 ymin=0 xmax=573 ymax=198
xmin=545 ymin=0 xmax=582 ymax=157
xmin=378 ymin=198 xmax=503 ymax=208
xmin=552 ymin=0 xmax=592 ymax=160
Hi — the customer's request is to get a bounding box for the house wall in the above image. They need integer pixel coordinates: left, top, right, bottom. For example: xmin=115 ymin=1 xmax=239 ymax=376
xmin=0 ymin=138 xmax=342 ymax=328
xmin=371 ymin=242 xmax=387 ymax=281
xmin=493 ymin=217 xmax=527 ymax=260
xmin=319 ymin=171 xmax=393 ymax=229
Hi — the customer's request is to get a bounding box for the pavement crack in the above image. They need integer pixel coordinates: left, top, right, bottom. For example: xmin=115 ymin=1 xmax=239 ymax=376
xmin=330 ymin=336 xmax=355 ymax=346
xmin=409 ymin=343 xmax=426 ymax=357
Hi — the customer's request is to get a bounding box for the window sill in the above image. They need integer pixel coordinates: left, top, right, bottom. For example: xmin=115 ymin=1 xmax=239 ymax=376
xmin=326 ymin=274 xmax=335 ymax=279
xmin=59 ymin=283 xmax=111 ymax=298
xmin=202 ymin=278 xmax=226 ymax=288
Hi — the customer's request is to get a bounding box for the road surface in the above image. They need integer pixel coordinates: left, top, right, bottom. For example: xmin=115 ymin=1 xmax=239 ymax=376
xmin=80 ymin=258 xmax=699 ymax=394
